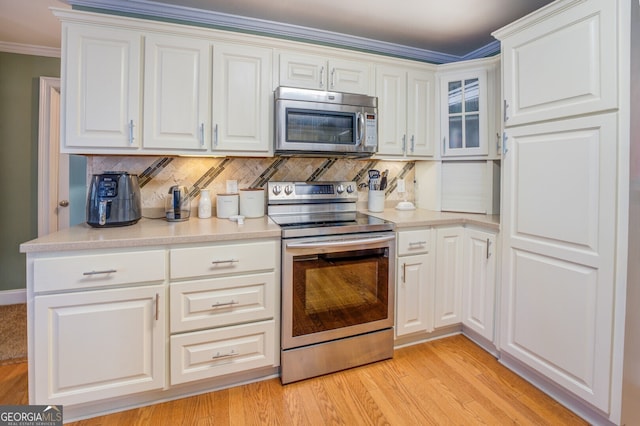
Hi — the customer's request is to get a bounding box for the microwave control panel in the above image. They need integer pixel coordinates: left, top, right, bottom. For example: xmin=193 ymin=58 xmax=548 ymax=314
xmin=364 ymin=113 xmax=377 ymax=147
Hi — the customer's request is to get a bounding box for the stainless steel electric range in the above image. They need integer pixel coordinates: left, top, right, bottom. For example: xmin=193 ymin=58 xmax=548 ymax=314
xmin=267 ymin=181 xmax=396 ymax=384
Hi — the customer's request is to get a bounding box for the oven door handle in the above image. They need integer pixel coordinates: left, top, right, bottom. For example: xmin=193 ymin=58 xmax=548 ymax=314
xmin=286 ymin=235 xmax=394 ymax=249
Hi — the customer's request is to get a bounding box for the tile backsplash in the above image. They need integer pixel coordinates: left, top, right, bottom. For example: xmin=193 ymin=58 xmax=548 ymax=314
xmin=88 ymin=156 xmax=417 ymax=215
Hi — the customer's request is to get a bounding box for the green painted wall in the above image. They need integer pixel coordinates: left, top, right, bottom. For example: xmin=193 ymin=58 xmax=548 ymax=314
xmin=0 ymin=52 xmax=60 ymax=291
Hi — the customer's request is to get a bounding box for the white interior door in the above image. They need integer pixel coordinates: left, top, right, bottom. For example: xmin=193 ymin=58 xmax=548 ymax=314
xmin=38 ymin=77 xmax=69 ymax=236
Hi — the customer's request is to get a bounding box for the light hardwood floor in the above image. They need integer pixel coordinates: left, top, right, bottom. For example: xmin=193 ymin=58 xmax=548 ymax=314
xmin=0 ymin=334 xmax=587 ymax=425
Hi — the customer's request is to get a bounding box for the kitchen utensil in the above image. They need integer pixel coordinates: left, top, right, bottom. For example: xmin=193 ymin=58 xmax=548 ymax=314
xmin=379 ymin=169 xmax=388 ymax=190
xmin=86 ymin=171 xmax=141 ymax=227
xmin=165 ymin=185 xmax=191 ymax=221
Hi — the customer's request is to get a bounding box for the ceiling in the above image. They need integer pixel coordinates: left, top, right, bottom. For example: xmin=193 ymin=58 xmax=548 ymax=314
xmin=0 ymin=0 xmax=554 ymax=61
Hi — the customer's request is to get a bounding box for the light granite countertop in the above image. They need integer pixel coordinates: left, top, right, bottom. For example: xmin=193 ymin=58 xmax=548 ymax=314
xmin=20 ymin=209 xmax=499 ymax=253
xmin=20 ymin=216 xmax=282 ymax=253
xmin=364 ymin=208 xmax=500 ymax=232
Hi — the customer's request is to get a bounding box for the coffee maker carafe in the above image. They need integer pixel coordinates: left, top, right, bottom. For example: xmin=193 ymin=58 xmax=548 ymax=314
xmin=165 ymin=185 xmax=191 ymax=222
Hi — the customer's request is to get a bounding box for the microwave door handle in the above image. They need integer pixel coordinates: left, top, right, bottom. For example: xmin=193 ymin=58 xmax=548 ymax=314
xmin=356 ymin=112 xmax=365 ymax=146
xmin=286 ymin=235 xmax=395 ymax=249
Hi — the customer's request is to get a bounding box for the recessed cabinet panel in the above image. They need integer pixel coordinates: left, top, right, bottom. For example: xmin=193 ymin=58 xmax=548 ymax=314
xmin=498 ymin=0 xmax=617 ymax=126
xmin=212 ymin=44 xmax=272 ymax=153
xmin=279 ymin=52 xmax=370 ymax=94
xmin=507 ymin=114 xmax=616 ymax=261
xmin=375 ymin=66 xmax=407 ymax=156
xmin=505 ymin=249 xmax=608 ymax=409
xmin=501 ymin=114 xmax=617 ymax=412
xmin=396 ymin=254 xmax=432 ymax=336
xmin=170 ymin=320 xmax=276 ymax=385
xmin=462 ymin=229 xmax=496 ymax=341
xmin=63 ymin=25 xmax=141 ymax=149
xmin=33 ymin=250 xmax=166 ymax=292
xmin=170 ymin=272 xmax=276 ymax=333
xmin=143 ymin=35 xmax=210 ymax=150
xmin=34 ymin=285 xmax=165 ymax=405
xmin=434 ymin=227 xmax=464 ymax=328
xmin=170 ymin=240 xmax=277 ymax=280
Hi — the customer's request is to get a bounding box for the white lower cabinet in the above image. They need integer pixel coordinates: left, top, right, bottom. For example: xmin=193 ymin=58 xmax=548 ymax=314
xmin=170 ymin=320 xmax=276 ymax=385
xmin=395 ymin=229 xmax=434 ymax=337
xmin=433 ymin=226 xmax=497 ymax=343
xmin=34 ymin=285 xmax=166 ymax=406
xmin=27 ymin=238 xmax=280 ymax=417
xmin=434 ymin=227 xmax=464 ymax=328
xmin=168 ymin=239 xmax=280 ymax=385
xmin=462 ymin=228 xmax=497 ymax=341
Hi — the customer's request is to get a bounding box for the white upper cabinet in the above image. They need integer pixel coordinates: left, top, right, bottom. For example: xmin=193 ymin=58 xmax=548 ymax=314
xmin=211 ymin=43 xmax=273 ymax=154
xmin=439 ymin=68 xmax=488 ymax=158
xmin=494 ymin=0 xmax=617 ymax=127
xmin=375 ymin=65 xmax=435 ymax=158
xmin=62 ymin=24 xmax=142 ymax=151
xmin=278 ymin=52 xmax=371 ymax=95
xmin=143 ymin=34 xmax=211 ymax=151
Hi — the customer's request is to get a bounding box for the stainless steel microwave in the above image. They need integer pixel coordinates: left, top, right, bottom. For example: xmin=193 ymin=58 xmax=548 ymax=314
xmin=275 ymin=87 xmax=378 ymax=157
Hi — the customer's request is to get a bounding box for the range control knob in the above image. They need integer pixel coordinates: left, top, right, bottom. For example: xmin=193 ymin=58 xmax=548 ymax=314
xmin=284 ymin=185 xmax=294 ymax=195
xmin=272 ymin=185 xmax=282 ymax=195
xmin=336 ymin=184 xmax=345 ymax=194
xmin=346 ymin=184 xmax=355 ymax=193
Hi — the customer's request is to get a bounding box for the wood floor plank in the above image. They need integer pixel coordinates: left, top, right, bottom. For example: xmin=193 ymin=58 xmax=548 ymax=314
xmin=0 ymin=335 xmax=588 ymax=425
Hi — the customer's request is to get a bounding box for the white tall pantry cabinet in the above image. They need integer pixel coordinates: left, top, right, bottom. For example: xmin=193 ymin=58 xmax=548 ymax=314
xmin=493 ymin=0 xmax=639 ymax=424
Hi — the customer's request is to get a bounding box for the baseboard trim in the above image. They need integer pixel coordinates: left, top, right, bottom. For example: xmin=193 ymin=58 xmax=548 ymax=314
xmin=0 ymin=289 xmax=26 ymax=305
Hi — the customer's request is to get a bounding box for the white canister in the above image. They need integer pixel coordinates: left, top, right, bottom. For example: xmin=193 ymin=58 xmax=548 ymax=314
xmin=198 ymin=189 xmax=212 ymax=219
xmin=216 ymin=193 xmax=239 ymax=218
xmin=239 ymin=188 xmax=265 ymax=218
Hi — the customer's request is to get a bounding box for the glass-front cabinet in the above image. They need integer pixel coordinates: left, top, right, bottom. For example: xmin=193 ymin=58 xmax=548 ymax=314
xmin=439 ymin=69 xmax=488 ymax=158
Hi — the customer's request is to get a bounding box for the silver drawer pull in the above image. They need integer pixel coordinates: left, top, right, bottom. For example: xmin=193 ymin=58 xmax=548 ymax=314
xmin=210 ymin=259 xmax=239 ymax=265
xmin=408 ymin=241 xmax=427 ymax=246
xmin=82 ymin=269 xmax=117 ymax=276
xmin=211 ymin=300 xmax=238 ymax=308
xmin=212 ymin=349 xmax=238 ymax=360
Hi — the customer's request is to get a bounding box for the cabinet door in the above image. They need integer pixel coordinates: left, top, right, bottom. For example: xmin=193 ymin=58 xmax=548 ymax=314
xmin=406 ymin=70 xmax=435 ymax=157
xmin=327 ymin=58 xmax=370 ymax=95
xmin=463 ymin=229 xmax=496 ymax=341
xmin=396 ymin=253 xmax=432 ymax=337
xmin=498 ymin=0 xmax=616 ymax=126
xmin=63 ymin=24 xmax=141 ymax=150
xmin=33 ymin=285 xmax=165 ymax=405
xmin=279 ymin=52 xmax=326 ymax=90
xmin=500 ymin=114 xmax=617 ymax=411
xmin=434 ymin=227 xmax=464 ymax=328
xmin=212 ymin=43 xmax=272 ymax=153
xmin=143 ymin=34 xmax=211 ymax=151
xmin=375 ymin=65 xmax=407 ymax=156
xmin=440 ymin=70 xmax=488 ymax=158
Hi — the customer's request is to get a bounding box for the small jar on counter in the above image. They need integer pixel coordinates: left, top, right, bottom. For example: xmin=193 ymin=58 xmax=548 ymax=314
xmin=198 ymin=189 xmax=212 ymax=219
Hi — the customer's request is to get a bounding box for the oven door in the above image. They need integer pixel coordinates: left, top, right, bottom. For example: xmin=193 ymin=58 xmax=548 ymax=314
xmin=275 ymin=100 xmax=376 ymax=156
xmin=281 ymin=232 xmax=395 ymax=349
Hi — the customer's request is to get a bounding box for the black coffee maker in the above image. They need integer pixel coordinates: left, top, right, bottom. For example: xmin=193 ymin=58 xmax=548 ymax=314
xmin=86 ymin=172 xmax=142 ymax=227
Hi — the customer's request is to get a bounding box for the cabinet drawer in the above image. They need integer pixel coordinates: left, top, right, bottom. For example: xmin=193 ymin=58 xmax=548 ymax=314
xmin=170 ymin=272 xmax=276 ymax=333
xmin=170 ymin=320 xmax=276 ymax=385
xmin=33 ymin=250 xmax=166 ymax=292
xmin=170 ymin=240 xmax=277 ymax=280
xmin=397 ymin=229 xmax=431 ymax=256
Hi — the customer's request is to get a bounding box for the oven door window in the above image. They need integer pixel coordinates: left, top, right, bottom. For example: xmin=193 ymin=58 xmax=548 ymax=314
xmin=286 ymin=108 xmax=356 ymax=145
xmin=292 ymin=247 xmax=389 ymax=337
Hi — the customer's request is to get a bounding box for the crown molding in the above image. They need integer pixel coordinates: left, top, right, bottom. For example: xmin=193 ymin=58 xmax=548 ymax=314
xmin=0 ymin=42 xmax=61 ymax=58
xmin=67 ymin=0 xmax=495 ymax=64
